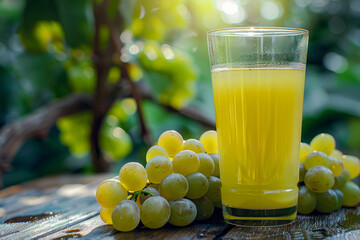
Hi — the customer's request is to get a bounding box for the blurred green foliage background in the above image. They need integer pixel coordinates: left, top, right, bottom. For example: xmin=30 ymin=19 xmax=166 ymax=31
xmin=0 ymin=0 xmax=359 ymax=187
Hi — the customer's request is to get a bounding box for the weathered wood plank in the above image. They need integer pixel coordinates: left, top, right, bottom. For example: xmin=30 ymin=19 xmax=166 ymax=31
xmin=0 ymin=174 xmax=112 ymax=216
xmin=0 ymin=174 xmax=224 ymax=240
xmin=0 ymin=197 xmax=99 ymax=239
xmin=43 ymin=209 xmax=229 ymax=240
xmin=1 ymin=175 xmax=360 ymax=240
xmin=0 ymin=174 xmax=112 ymax=198
xmin=223 ymin=208 xmax=360 ymax=239
xmin=0 ymin=174 xmax=112 ymax=239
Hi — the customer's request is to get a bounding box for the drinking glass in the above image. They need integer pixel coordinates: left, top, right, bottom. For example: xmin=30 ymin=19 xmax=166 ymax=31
xmin=207 ymin=27 xmax=309 ymax=226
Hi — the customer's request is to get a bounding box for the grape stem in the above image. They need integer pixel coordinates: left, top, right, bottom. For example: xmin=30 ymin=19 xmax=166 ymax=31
xmin=140 ymin=190 xmax=156 ymax=197
xmin=129 ymin=190 xmax=155 ymax=201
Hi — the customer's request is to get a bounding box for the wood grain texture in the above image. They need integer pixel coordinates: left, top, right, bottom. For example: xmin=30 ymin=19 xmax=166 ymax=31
xmin=44 ymin=213 xmax=228 ymax=240
xmin=223 ymin=208 xmax=360 ymax=239
xmin=0 ymin=174 xmax=359 ymax=240
xmin=0 ymin=174 xmax=112 ymax=239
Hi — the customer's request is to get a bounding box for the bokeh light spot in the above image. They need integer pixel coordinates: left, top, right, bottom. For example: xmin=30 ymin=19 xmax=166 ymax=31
xmin=348 ymin=28 xmax=360 ymax=46
xmin=145 ymin=48 xmax=157 ymax=61
xmin=112 ymin=127 xmax=126 ymax=138
xmin=107 ymin=115 xmax=118 ymax=126
xmin=350 ymin=0 xmax=360 ymax=16
xmin=161 ymin=44 xmax=175 ymax=60
xmin=221 ymin=0 xmax=239 ymax=15
xmin=139 ymin=5 xmax=145 ymax=19
xmin=120 ymin=30 xmax=132 ymax=44
xmin=294 ymin=0 xmax=311 ymax=8
xmin=217 ymin=0 xmax=247 ymax=24
xmin=121 ymin=98 xmax=137 ymax=115
xmin=129 ymin=44 xmax=140 ymax=55
xmin=323 ymin=52 xmax=348 ymax=73
xmin=260 ymin=1 xmax=283 ymax=20
xmin=83 ymin=67 xmax=94 ymax=78
xmin=309 ymin=0 xmax=329 ymax=13
xmin=176 ymin=4 xmax=190 ymax=20
xmin=120 ymin=54 xmax=130 ymax=62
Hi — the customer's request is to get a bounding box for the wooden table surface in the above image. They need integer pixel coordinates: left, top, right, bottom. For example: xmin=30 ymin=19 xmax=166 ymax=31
xmin=0 ymin=174 xmax=360 ymax=240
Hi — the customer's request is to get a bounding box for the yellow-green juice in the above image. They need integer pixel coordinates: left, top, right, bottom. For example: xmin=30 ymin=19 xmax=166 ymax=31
xmin=212 ymin=67 xmax=305 ymax=222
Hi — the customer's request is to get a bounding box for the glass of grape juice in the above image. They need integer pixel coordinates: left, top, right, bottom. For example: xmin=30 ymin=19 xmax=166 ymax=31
xmin=207 ymin=27 xmax=309 ymax=226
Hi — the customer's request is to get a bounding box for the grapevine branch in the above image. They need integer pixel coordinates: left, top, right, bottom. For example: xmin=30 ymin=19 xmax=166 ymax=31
xmin=0 ymin=83 xmax=215 ymax=186
xmin=89 ymin=0 xmax=151 ymax=171
xmin=122 ymin=66 xmax=151 ymax=144
xmin=137 ymin=84 xmax=215 ymax=129
xmin=107 ymin=17 xmax=151 ymax=144
xmin=90 ymin=0 xmax=114 ymax=172
xmin=0 ymin=94 xmax=93 ymax=186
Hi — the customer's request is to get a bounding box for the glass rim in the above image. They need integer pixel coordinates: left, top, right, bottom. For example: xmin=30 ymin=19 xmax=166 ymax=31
xmin=207 ymin=27 xmax=309 ymax=37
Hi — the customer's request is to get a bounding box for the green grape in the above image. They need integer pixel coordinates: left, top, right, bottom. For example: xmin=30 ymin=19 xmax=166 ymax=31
xmin=310 ymin=133 xmax=335 ymax=155
xmin=304 ymin=151 xmax=329 ymax=170
xmin=112 ymin=176 xmax=120 ymax=181
xmin=96 ymin=179 xmax=127 ymax=208
xmin=131 ymin=0 xmax=189 ymax=41
xmin=148 ymin=183 xmax=160 ymax=191
xmin=206 ymin=176 xmax=222 ymax=208
xmin=300 ymin=143 xmax=312 ymax=164
xmin=209 ymin=153 xmax=220 ymax=177
xmin=343 ymin=168 xmax=351 ymax=182
xmin=340 ymin=181 xmax=360 ymax=207
xmin=169 ymin=198 xmax=197 ymax=226
xmin=192 ymin=196 xmax=214 ymax=221
xmin=100 ymin=207 xmax=114 ymax=224
xmin=197 ymin=153 xmax=215 ymax=177
xmin=299 ymin=163 xmax=306 ymax=183
xmin=146 ymin=156 xmax=173 ymax=184
xmin=140 ymin=196 xmax=170 ymax=229
xmin=332 ymin=173 xmax=346 ymax=189
xmin=182 ymin=139 xmax=205 ymax=153
xmin=342 ymin=155 xmax=360 ymax=179
xmin=100 ymin=126 xmax=132 ymax=161
xmin=200 ymin=130 xmax=218 ymax=154
xmin=297 ymin=185 xmax=316 ymax=214
xmin=328 ymin=156 xmax=344 ymax=177
xmin=112 ymin=200 xmax=140 ymax=232
xmin=157 ymin=130 xmax=184 ymax=157
xmin=330 ymin=149 xmax=343 ymax=160
xmin=119 ymin=162 xmax=148 ymax=192
xmin=185 ymin=172 xmax=209 ymax=199
xmin=304 ymin=166 xmax=334 ymax=193
xmin=315 ymin=190 xmax=338 ymax=213
xmin=66 ymin=57 xmax=96 ymax=92
xmin=146 ymin=145 xmax=168 ymax=162
xmin=159 ymin=173 xmax=189 ymax=200
xmin=172 ymin=150 xmax=200 ymax=176
xmin=57 ymin=112 xmax=91 ymax=156
xmin=139 ymin=187 xmax=160 ymax=204
xmin=333 ymin=189 xmax=344 ymax=210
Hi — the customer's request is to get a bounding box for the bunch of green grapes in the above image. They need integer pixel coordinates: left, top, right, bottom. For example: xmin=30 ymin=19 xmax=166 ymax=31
xmin=297 ymin=133 xmax=360 ymax=215
xmin=138 ymin=41 xmax=198 ymax=109
xmin=96 ymin=129 xmax=222 ymax=232
xmin=57 ymin=112 xmax=92 ymax=156
xmin=58 ymin=104 xmax=133 ymax=161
